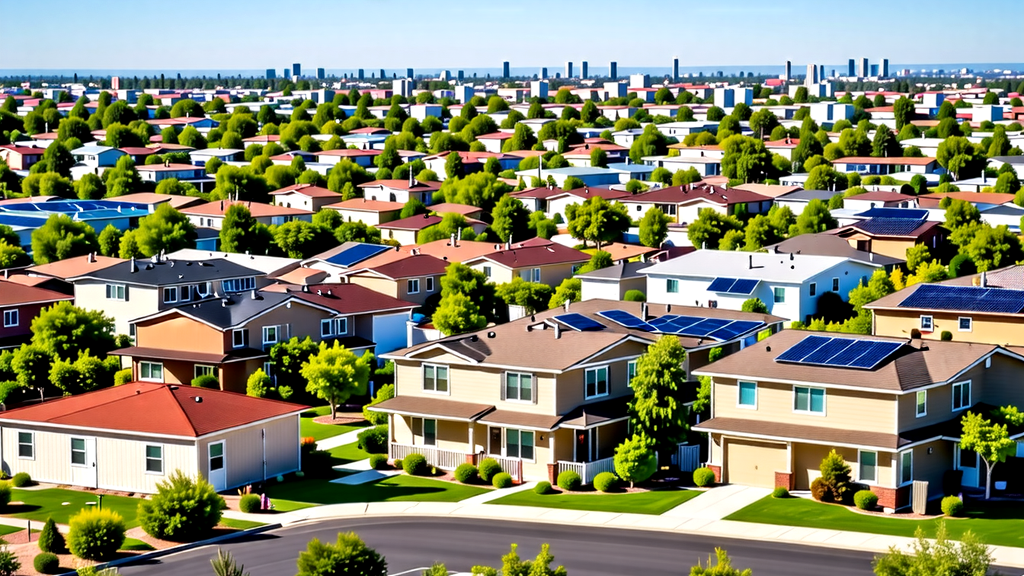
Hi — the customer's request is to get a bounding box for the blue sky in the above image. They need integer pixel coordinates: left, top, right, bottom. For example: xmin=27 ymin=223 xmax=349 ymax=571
xmin=2 ymin=0 xmax=1021 ymax=71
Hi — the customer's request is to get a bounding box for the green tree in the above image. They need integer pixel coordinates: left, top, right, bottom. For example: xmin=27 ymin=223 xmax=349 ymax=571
xmin=269 ymin=336 xmax=320 ymax=395
xmin=75 ymin=173 xmax=105 ymax=200
xmin=444 ymin=152 xmax=464 ymax=180
xmin=687 ymin=208 xmax=741 ymax=249
xmin=296 ymin=532 xmax=387 ymax=576
xmin=566 ymin=196 xmax=630 ymax=249
xmin=300 ymin=341 xmax=373 ymax=420
xmin=40 ymin=141 xmax=75 ymax=177
xmin=30 ymin=214 xmax=99 ymax=264
xmin=749 ymin=109 xmax=779 ymax=140
xmin=577 ymin=250 xmax=613 ymax=274
xmin=873 ymin=523 xmax=990 ymax=576
xmin=49 ymin=351 xmax=119 ymax=395
xmin=134 ymin=203 xmax=196 ymax=257
xmin=219 ymin=204 xmax=273 ymax=255
xmin=273 ymin=220 xmax=336 ymax=258
xmin=937 ymin=136 xmax=984 ymax=180
xmin=495 ymin=277 xmax=552 ymax=314
xmin=589 ymin=147 xmax=608 ymax=168
xmin=690 ymin=549 xmax=753 ymax=576
xmin=502 ymin=123 xmax=536 ymax=152
xmin=0 ymin=240 xmax=27 ymax=268
xmin=170 ymin=99 xmax=204 ymax=118
xmin=743 ymin=214 xmax=778 ymax=251
xmin=613 ymin=435 xmax=657 ymax=488
xmin=629 ymin=125 xmax=670 ymax=163
xmin=31 ymin=301 xmax=115 ymax=359
xmin=246 ymin=368 xmax=270 ymax=398
xmin=491 ymin=195 xmax=531 ymax=243
xmin=741 ymin=298 xmax=768 ymax=314
xmin=639 ymin=207 xmax=671 ymax=248
xmin=945 ymin=198 xmax=981 ymax=230
xmin=548 ymin=278 xmax=581 ymax=309
xmin=893 ymin=97 xmax=915 ymax=131
xmin=792 ymin=199 xmax=837 ymax=235
xmin=629 ymin=335 xmax=688 ymax=458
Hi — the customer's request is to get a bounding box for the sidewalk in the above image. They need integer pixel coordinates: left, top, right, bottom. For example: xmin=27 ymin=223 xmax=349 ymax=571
xmin=316 ymin=429 xmax=364 ymax=451
xmin=662 ymin=485 xmax=771 ymax=519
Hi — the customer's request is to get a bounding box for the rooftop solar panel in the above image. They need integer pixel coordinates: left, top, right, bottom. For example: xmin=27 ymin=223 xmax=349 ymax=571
xmin=803 ymin=337 xmax=857 ymax=364
xmin=680 ymin=317 xmax=732 ymax=337
xmin=728 ymin=279 xmax=759 ymax=295
xmin=553 ymin=313 xmax=605 ymax=331
xmin=596 ymin=310 xmax=655 ymax=331
xmin=325 ymin=243 xmax=391 ymax=267
xmin=665 ymin=316 xmax=705 ymax=331
xmin=898 ymin=284 xmax=1024 ymax=314
xmin=776 ymin=335 xmax=902 ymax=370
xmin=708 ymin=277 xmax=737 ymax=292
xmin=775 ymin=335 xmax=831 ymax=363
xmin=647 ymin=315 xmax=679 ymax=329
xmin=857 ymin=208 xmax=928 ymax=220
xmin=707 ymin=320 xmax=765 ymax=341
xmin=854 ymin=218 xmax=926 ymax=237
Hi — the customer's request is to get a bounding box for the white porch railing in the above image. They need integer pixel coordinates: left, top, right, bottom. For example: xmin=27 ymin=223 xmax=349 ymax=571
xmin=488 ymin=455 xmax=523 ymax=482
xmin=557 ymin=456 xmax=616 ymax=485
xmin=389 ymin=443 xmax=465 ymax=470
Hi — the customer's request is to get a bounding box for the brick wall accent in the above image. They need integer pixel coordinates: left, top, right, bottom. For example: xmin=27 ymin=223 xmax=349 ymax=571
xmin=547 ymin=463 xmax=557 ymax=484
xmin=775 ymin=471 xmax=794 ymax=490
xmin=870 ymin=486 xmax=897 ymax=510
xmin=465 ymin=453 xmax=478 ymax=465
xmin=708 ymin=464 xmax=722 ymax=483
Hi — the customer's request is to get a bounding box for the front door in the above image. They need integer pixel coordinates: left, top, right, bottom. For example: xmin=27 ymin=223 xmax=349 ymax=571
xmin=958 ymin=446 xmax=979 ymax=488
xmin=70 ymin=437 xmax=97 ymax=489
xmin=574 ymin=429 xmax=591 ymax=462
xmin=489 ymin=428 xmax=502 ymax=456
xmin=209 ymin=441 xmax=226 ymax=491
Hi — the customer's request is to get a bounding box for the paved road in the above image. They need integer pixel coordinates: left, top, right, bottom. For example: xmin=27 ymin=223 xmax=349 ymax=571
xmin=119 ymin=516 xmax=884 ymax=576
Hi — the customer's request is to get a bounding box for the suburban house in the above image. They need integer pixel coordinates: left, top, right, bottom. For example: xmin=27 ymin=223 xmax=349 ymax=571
xmin=0 ymin=145 xmax=44 ymax=171
xmin=181 ymin=200 xmax=313 ymax=230
xmin=578 ymin=261 xmax=649 ymax=302
xmin=824 ymin=217 xmax=946 ymax=260
xmin=426 ymin=203 xmax=487 ymax=221
xmin=831 ymin=157 xmax=942 ymax=176
xmin=269 ymin=183 xmax=342 ymax=212
xmin=337 ymin=253 xmax=448 ymax=306
xmin=377 ymin=213 xmax=488 ymax=246
xmin=510 ymin=186 xmax=631 ymax=222
xmin=620 ymin=184 xmax=773 ymax=226
xmin=0 ymin=382 xmax=303 ymax=493
xmin=326 ymin=198 xmax=405 ymax=226
xmin=693 ymin=329 xmax=1024 ymax=510
xmin=373 ymin=299 xmax=782 ymax=483
xmin=765 ymin=235 xmax=904 ymax=268
xmin=303 ymin=243 xmax=404 ymax=283
xmin=0 ymin=279 xmax=73 ymax=350
xmin=315 ymin=149 xmax=380 ymax=167
xmin=19 ymin=253 xmax=123 ymax=294
xmin=165 ymin=249 xmax=300 ymax=279
xmin=475 ymin=132 xmax=514 ymax=154
xmin=842 ymin=192 xmax=919 ymax=212
xmin=463 ymin=240 xmax=590 ymax=286
xmin=358 ymin=179 xmax=442 ymax=204
xmin=135 ymin=163 xmax=209 ymax=187
xmin=641 ymin=250 xmax=882 ymax=322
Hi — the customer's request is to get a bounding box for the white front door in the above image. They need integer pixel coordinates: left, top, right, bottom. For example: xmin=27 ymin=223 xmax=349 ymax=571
xmin=70 ymin=437 xmax=97 ymax=489
xmin=208 ymin=441 xmax=226 ymax=491
xmin=958 ymin=446 xmax=979 ymax=488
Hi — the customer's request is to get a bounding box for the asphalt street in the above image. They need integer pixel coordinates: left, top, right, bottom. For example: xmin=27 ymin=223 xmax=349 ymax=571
xmin=117 ymin=516 xmax=887 ymax=576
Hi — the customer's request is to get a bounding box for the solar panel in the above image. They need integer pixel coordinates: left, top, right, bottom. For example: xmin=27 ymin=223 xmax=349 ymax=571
xmin=708 ymin=277 xmax=737 ymax=292
xmin=647 ymin=315 xmax=679 ymax=329
xmin=325 ymin=243 xmax=391 ymax=267
xmin=596 ymin=310 xmax=655 ymax=331
xmin=899 ymin=284 xmax=1024 ymax=314
xmin=708 ymin=320 xmax=765 ymax=340
xmin=553 ymin=313 xmax=604 ymax=331
xmin=803 ymin=337 xmax=857 ymax=364
xmin=775 ymin=335 xmax=831 ymax=363
xmin=854 ymin=218 xmax=926 ymax=237
xmin=679 ymin=317 xmax=732 ymax=337
xmin=776 ymin=335 xmax=902 ymax=370
xmin=729 ymin=279 xmax=759 ymax=295
xmin=665 ymin=316 xmax=705 ymax=331
xmin=828 ymin=339 xmax=878 ymax=366
xmin=857 ymin=208 xmax=928 ymax=220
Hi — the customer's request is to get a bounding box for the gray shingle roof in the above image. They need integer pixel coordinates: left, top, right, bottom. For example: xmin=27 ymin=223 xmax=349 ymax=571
xmin=72 ymin=258 xmax=261 ymax=287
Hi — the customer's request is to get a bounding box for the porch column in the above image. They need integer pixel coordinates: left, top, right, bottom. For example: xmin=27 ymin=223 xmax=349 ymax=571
xmin=588 ymin=429 xmax=593 ymax=462
xmin=388 ymin=413 xmax=395 ymax=443
xmin=548 ymin=432 xmax=554 ymax=464
xmin=595 ymin=427 xmax=600 ymax=460
xmin=468 ymin=422 xmax=475 ymax=453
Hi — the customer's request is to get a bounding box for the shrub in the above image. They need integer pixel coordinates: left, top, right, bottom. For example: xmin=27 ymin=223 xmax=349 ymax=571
xmin=191 ymin=374 xmax=219 ymax=388
xmin=819 ymin=449 xmax=852 ymax=503
xmin=693 ymin=467 xmax=716 ymax=487
xmin=557 ymin=470 xmax=581 ymax=491
xmin=113 ymin=368 xmax=132 ymax=386
xmin=402 ymin=453 xmax=427 ymax=476
xmin=854 ymin=490 xmax=879 ymax=510
xmin=613 ymin=435 xmax=658 ymax=488
xmin=362 ymin=383 xmax=394 ymax=425
xmin=368 ymin=453 xmax=388 ymax=470
xmin=534 ymin=481 xmax=552 ymax=495
xmin=0 ymin=481 xmax=11 ymax=509
xmin=940 ymin=330 xmax=953 ymax=341
xmin=138 ymin=470 xmax=226 ymax=541
xmin=297 ymin=532 xmax=386 ymax=576
xmin=623 ymin=290 xmax=646 ymax=302
xmin=11 ymin=472 xmax=30 ymax=487
xmin=38 ymin=518 xmax=65 ymax=554
xmin=772 ymin=487 xmax=789 ymax=499
xmin=356 ymin=425 xmax=388 ymax=454
xmin=67 ymin=508 xmax=126 ymax=561
xmin=810 ymin=477 xmax=830 ymax=502
xmin=492 ymin=472 xmax=513 ymax=489
xmin=594 ymin=472 xmax=618 ymax=493
xmin=239 ymin=493 xmax=261 ymax=514
xmin=33 ymin=553 xmax=59 ymax=574
xmin=0 ymin=547 xmax=17 ymax=576
xmin=478 ymin=458 xmax=502 ymax=483
xmin=942 ymin=495 xmax=964 ymax=517
xmin=393 ymin=459 xmax=403 ymax=470
xmin=454 ymin=463 xmax=478 ymax=484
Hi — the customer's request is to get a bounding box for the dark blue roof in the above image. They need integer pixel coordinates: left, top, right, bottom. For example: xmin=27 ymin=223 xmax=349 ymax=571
xmin=324 ymin=243 xmax=390 ymax=267
xmin=856 ymin=208 xmax=928 ymax=220
xmin=899 ymin=284 xmax=1024 ymax=314
xmin=853 ymin=218 xmax=926 ymax=237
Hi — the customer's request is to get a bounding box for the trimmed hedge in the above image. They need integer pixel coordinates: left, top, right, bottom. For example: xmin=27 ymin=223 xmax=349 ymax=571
xmin=38 ymin=518 xmax=65 ymax=554
xmin=771 ymin=487 xmax=789 ymax=499
xmin=67 ymin=508 xmax=126 ymax=561
xmin=810 ymin=477 xmax=829 ymax=501
xmin=33 ymin=553 xmax=59 ymax=574
xmin=534 ymin=481 xmax=552 ymax=495
xmin=593 ymin=472 xmax=618 ymax=493
xmin=942 ymin=495 xmax=964 ymax=517
xmin=478 ymin=458 xmax=502 ymax=483
xmin=394 ymin=459 xmax=403 ymax=470
xmin=402 ymin=453 xmax=428 ymax=476
xmin=557 ymin=470 xmax=581 ymax=491
xmin=11 ymin=472 xmax=30 ymax=488
xmin=492 ymin=472 xmax=513 ymax=489
xmin=854 ymin=490 xmax=878 ymax=511
xmin=239 ymin=494 xmax=261 ymax=514
xmin=368 ymin=454 xmax=388 ymax=470
xmin=692 ymin=467 xmax=716 ymax=487
xmin=0 ymin=481 xmax=12 ymax=509
xmin=454 ymin=463 xmax=478 ymax=484
xmin=357 ymin=425 xmax=388 ymax=454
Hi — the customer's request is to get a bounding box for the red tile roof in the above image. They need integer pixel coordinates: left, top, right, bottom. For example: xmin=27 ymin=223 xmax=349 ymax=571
xmin=181 ymin=200 xmax=312 ymax=218
xmin=356 ymin=253 xmax=449 ymax=279
xmin=263 ymin=283 xmax=416 ymax=314
xmin=269 ymin=183 xmax=340 ymax=198
xmin=627 ymin=183 xmax=769 ymax=206
xmin=465 ymin=242 xmax=589 ymax=269
xmin=26 ymin=254 xmax=123 ymax=280
xmin=377 ymin=214 xmax=443 ymax=231
xmin=0 ymin=145 xmax=45 ymax=156
xmin=0 ymin=278 xmax=72 ymax=307
xmin=326 ymin=198 xmax=405 ymax=212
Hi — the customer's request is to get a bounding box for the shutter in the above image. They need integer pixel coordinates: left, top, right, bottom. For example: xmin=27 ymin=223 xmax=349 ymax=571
xmin=124 ymin=285 xmax=129 ymax=301
xmin=531 ymin=375 xmax=537 ymax=405
xmin=500 ymin=373 xmax=507 ymax=401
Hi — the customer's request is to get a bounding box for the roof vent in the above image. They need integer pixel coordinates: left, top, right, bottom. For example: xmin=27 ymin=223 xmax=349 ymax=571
xmin=487 ymin=331 xmax=496 ymax=338
xmin=194 ymin=396 xmax=203 ymax=403
xmin=130 ymin=257 xmax=138 ymax=273
xmin=168 ymin=385 xmax=178 ymax=390
xmin=470 ymin=335 xmax=479 ymax=342
xmin=765 ymin=345 xmax=771 ymax=352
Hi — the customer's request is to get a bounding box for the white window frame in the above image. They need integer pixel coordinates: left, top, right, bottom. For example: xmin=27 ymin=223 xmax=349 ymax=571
xmin=626 ymin=360 xmax=637 ymax=388
xmin=335 ymin=317 xmax=348 ymax=335
xmin=483 ymin=266 xmax=492 ymax=278
xmin=223 ymin=277 xmax=256 ymax=293
xmin=832 ymin=277 xmax=840 ymax=292
xmin=194 ymin=364 xmax=215 ymax=379
xmin=666 ymin=278 xmax=679 ymax=293
xmin=773 ymin=286 xmax=785 ymax=303
xmin=232 ymin=329 xmax=247 ymax=349
xmin=585 ymin=366 xmax=609 ymax=399
xmin=915 ymin=390 xmax=927 ymax=417
xmin=262 ymin=325 xmax=278 ymax=346
xmin=504 ymin=372 xmax=534 ymax=403
xmin=408 ymin=279 xmax=420 ymax=294
xmin=320 ymin=319 xmax=334 ymax=338
xmin=70 ymin=437 xmax=88 ymax=467
xmin=958 ymin=316 xmax=972 ymax=332
xmin=793 ymin=386 xmax=825 ymax=415
xmin=858 ymin=449 xmax=878 ymax=484
xmin=423 ymin=364 xmax=449 ymax=394
xmin=737 ymin=381 xmax=758 ymax=409
xmin=105 ymin=283 xmax=126 ymax=301
xmin=506 ymin=428 xmax=536 ymax=462
xmin=140 ymin=361 xmax=164 ymax=382
xmin=145 ymin=444 xmax=164 ymax=475
xmin=163 ymin=286 xmax=178 ymax=304
xmin=920 ymin=315 xmax=933 ymax=332
xmin=179 ymin=285 xmax=192 ymax=302
xmin=2 ymin=309 xmax=17 ymax=328
xmin=952 ymin=380 xmax=971 ymax=411
xmin=899 ymin=450 xmax=913 ymax=486
xmin=808 ymin=282 xmax=816 ymax=297
xmin=17 ymin=431 xmax=33 ymax=460
xmin=426 ymin=277 xmax=434 ymax=292
xmin=531 ymin=268 xmax=541 ymax=282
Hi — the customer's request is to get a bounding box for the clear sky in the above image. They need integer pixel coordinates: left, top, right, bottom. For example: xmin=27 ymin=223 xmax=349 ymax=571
xmin=2 ymin=0 xmax=1022 ymax=71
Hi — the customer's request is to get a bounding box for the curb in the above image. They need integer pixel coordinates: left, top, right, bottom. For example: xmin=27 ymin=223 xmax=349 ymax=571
xmin=58 ymin=522 xmax=282 ymax=576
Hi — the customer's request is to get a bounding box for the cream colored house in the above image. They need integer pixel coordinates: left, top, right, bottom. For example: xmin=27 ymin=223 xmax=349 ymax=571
xmin=463 ymin=241 xmax=590 ymax=287
xmin=0 ymin=382 xmax=303 ymax=493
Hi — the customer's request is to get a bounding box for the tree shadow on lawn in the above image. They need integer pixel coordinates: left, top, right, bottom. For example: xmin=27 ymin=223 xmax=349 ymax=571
xmin=3 ymin=503 xmax=41 ymax=516
xmin=266 ymin=478 xmax=460 ymax=506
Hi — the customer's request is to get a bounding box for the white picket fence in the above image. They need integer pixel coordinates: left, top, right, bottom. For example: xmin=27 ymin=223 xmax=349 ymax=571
xmin=389 ymin=443 xmax=465 ymax=470
xmin=489 ymin=455 xmax=523 ymax=482
xmin=557 ymin=457 xmax=616 ymax=485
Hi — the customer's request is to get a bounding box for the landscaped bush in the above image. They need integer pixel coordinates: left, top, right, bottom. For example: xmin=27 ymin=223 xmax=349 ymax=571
xmin=239 ymin=494 xmax=261 ymax=514
xmin=772 ymin=487 xmax=790 ymax=499
xmin=693 ymin=467 xmax=716 ymax=487
xmin=594 ymin=472 xmax=618 ymax=493
xmin=138 ymin=471 xmax=226 ymax=541
xmin=454 ymin=463 xmax=478 ymax=484
xmin=67 ymin=508 xmax=126 ymax=561
xmin=810 ymin=477 xmax=829 ymax=502
xmin=854 ymin=490 xmax=879 ymax=511
xmin=940 ymin=330 xmax=953 ymax=341
xmin=33 ymin=553 xmax=59 ymax=574
xmin=478 ymin=458 xmax=502 ymax=483
xmin=0 ymin=546 xmax=17 ymax=576
xmin=534 ymin=481 xmax=552 ymax=495
xmin=0 ymin=481 xmax=12 ymax=509
xmin=191 ymin=374 xmax=219 ymax=388
xmin=38 ymin=518 xmax=65 ymax=554
xmin=402 ymin=453 xmax=427 ymax=476
xmin=113 ymin=368 xmax=132 ymax=386
xmin=818 ymin=450 xmax=852 ymax=503
xmin=368 ymin=454 xmax=388 ymax=470
xmin=394 ymin=459 xmax=403 ymax=470
xmin=362 ymin=383 xmax=394 ymax=425
xmin=357 ymin=425 xmax=388 ymax=454
xmin=623 ymin=290 xmax=646 ymax=302
xmin=942 ymin=495 xmax=964 ymax=517
xmin=11 ymin=472 xmax=30 ymax=487
xmin=492 ymin=472 xmax=513 ymax=489
xmin=557 ymin=470 xmax=581 ymax=491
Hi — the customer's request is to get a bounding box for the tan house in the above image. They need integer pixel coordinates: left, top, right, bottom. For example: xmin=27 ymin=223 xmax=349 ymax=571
xmin=463 ymin=239 xmax=590 ymax=286
xmin=340 ymin=254 xmax=448 ymax=306
xmin=326 ymin=198 xmax=405 ymax=226
xmin=825 ymin=218 xmax=946 ymax=261
xmin=269 ymin=183 xmax=342 ymax=212
xmin=0 ymin=382 xmax=303 ymax=493
xmin=372 ymin=299 xmax=782 ymax=483
xmin=693 ymin=330 xmax=1024 ymax=511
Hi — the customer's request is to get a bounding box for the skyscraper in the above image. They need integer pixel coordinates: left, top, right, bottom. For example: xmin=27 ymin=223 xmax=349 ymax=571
xmin=881 ymin=59 xmax=889 ymax=78
xmin=316 ymin=68 xmax=325 ymax=80
xmin=502 ymin=61 xmax=510 ymax=78
xmin=870 ymin=64 xmax=879 ymax=77
xmin=457 ymin=70 xmax=464 ymax=82
xmin=818 ymin=65 xmax=824 ymax=82
xmin=581 ymin=61 xmax=588 ymax=80
xmin=859 ymin=57 xmax=869 ymax=78
xmin=292 ymin=63 xmax=301 ymax=77
xmin=357 ymin=69 xmax=364 ymax=81
xmin=266 ymin=69 xmax=276 ymax=80
xmin=673 ymin=57 xmax=679 ymax=81
xmin=609 ymin=61 xmax=617 ymax=79
xmin=848 ymin=59 xmax=855 ymax=77
xmin=379 ymin=69 xmax=386 ymax=81
xmin=806 ymin=63 xmax=818 ymax=85
xmin=784 ymin=60 xmax=791 ymax=82
xmin=283 ymin=68 xmax=289 ymax=80
xmin=407 ymin=68 xmax=414 ymax=79
xmin=565 ymin=61 xmax=573 ymax=79
xmin=540 ymin=67 xmax=548 ymax=79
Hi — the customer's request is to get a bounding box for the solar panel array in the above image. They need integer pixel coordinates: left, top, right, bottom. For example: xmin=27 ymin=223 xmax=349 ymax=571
xmin=553 ymin=313 xmax=605 ymax=331
xmin=898 ymin=284 xmax=1024 ymax=314
xmin=854 ymin=218 xmax=926 ymax=237
xmin=596 ymin=310 xmax=655 ymax=331
xmin=601 ymin=311 xmax=765 ymax=342
xmin=707 ymin=277 xmax=760 ymax=295
xmin=775 ymin=334 xmax=903 ymax=370
xmin=857 ymin=207 xmax=929 ymax=220
xmin=325 ymin=244 xmax=391 ymax=267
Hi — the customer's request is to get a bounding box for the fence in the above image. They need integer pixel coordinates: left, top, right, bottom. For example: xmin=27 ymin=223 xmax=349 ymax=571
xmin=674 ymin=444 xmax=701 ymax=472
xmin=557 ymin=457 xmax=616 ymax=485
xmin=388 ymin=443 xmax=465 ymax=471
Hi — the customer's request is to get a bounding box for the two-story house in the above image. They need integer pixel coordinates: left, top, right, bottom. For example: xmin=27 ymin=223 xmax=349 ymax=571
xmin=693 ymin=330 xmax=1024 ymax=511
xmin=620 ymin=184 xmax=772 ymax=226
xmin=372 ymin=299 xmax=783 ymax=483
xmin=269 ymin=183 xmax=342 ymax=212
xmin=824 ymin=217 xmax=945 ymax=261
xmin=0 ymin=279 xmax=73 ymax=350
xmin=463 ymin=239 xmax=590 ymax=286
xmin=181 ymin=200 xmax=312 ymax=230
xmin=338 ymin=253 xmax=448 ymax=307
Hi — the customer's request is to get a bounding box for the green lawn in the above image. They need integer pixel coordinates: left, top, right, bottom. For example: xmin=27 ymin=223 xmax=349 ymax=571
xmin=121 ymin=537 xmax=155 ymax=551
xmin=265 ymin=474 xmax=488 ymax=508
xmin=491 ymin=488 xmax=702 ymax=515
xmin=7 ymin=489 xmax=144 ymax=528
xmin=726 ymin=496 xmax=1024 ymax=548
xmin=219 ymin=517 xmax=266 ymax=530
xmin=328 ymin=442 xmax=368 ymax=464
xmin=300 ymin=407 xmax=368 ymax=441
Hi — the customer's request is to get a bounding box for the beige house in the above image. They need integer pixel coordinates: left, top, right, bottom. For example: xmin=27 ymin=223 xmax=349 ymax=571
xmin=269 ymin=183 xmax=342 ymax=212
xmin=0 ymin=382 xmax=303 ymax=493
xmin=326 ymin=199 xmax=405 ymax=226
xmin=463 ymin=240 xmax=590 ymax=286
xmin=693 ymin=330 xmax=1024 ymax=511
xmin=340 ymin=254 xmax=448 ymax=306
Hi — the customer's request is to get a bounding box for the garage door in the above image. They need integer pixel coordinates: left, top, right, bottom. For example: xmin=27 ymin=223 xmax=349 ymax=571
xmin=725 ymin=438 xmax=788 ymax=487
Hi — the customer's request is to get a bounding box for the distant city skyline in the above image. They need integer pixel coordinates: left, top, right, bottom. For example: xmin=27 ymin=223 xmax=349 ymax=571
xmin=1 ymin=0 xmax=1021 ymax=71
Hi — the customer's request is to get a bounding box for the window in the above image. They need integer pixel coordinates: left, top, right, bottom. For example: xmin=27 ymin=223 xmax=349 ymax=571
xmin=667 ymin=279 xmax=679 ymax=293
xmin=958 ymin=317 xmax=972 ymax=332
xmin=808 ymin=283 xmax=816 ymax=297
xmin=627 ymin=360 xmax=637 ymax=387
xmin=531 ymin=268 xmax=541 ymax=282
xmin=483 ymin=266 xmax=492 ymax=278
xmin=223 ymin=277 xmax=256 ymax=293
xmin=209 ymin=442 xmax=224 ymax=470
xmin=952 ymin=380 xmax=971 ymax=411
xmin=585 ymin=366 xmax=609 ymax=399
xmin=916 ymin=390 xmax=927 ymax=417
xmin=920 ymin=316 xmax=933 ymax=332
xmin=105 ymin=284 xmax=126 ymax=301
xmin=408 ymin=279 xmax=420 ymax=294
xmin=505 ymin=372 xmax=534 ymax=402
xmin=423 ymin=365 xmax=449 ymax=393
xmin=232 ymin=329 xmax=247 ymax=348
xmin=179 ymin=285 xmax=192 ymax=302
xmin=17 ymin=432 xmax=33 ymax=459
xmin=2 ymin=310 xmax=17 ymax=328
xmin=162 ymin=286 xmax=178 ymax=303
xmin=773 ymin=287 xmax=785 ymax=303
xmin=832 ymin=277 xmax=840 ymax=292
xmin=738 ymin=381 xmax=757 ymax=408
xmin=426 ymin=277 xmax=434 ymax=292
xmin=320 ymin=319 xmax=334 ymax=338
xmin=196 ymin=282 xmax=212 ymax=298
xmin=140 ymin=361 xmax=163 ymax=382
xmin=262 ymin=326 xmax=278 ymax=345
xmin=146 ymin=445 xmax=164 ymax=474
xmin=194 ymin=365 xmax=215 ymax=379
xmin=335 ymin=317 xmax=348 ymax=335
xmin=263 ymin=361 xmax=273 ymax=376
xmin=423 ymin=418 xmax=436 ymax=446
xmin=900 ymin=450 xmax=913 ymax=485
xmin=794 ymin=386 xmax=825 ymax=414
xmin=507 ymin=429 xmax=535 ymax=460
xmin=859 ymin=450 xmax=877 ymax=483
xmin=71 ymin=438 xmax=87 ymax=466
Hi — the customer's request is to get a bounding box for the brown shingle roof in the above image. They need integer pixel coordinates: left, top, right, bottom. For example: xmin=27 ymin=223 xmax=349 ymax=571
xmin=370 ymin=396 xmax=493 ymax=421
xmin=0 ymin=278 xmax=72 ymax=307
xmin=693 ymin=417 xmax=902 ymax=450
xmin=479 ymin=410 xmax=562 ymax=431
xmin=26 ymin=254 xmax=122 ymax=280
xmin=464 ymin=243 xmax=589 ymax=269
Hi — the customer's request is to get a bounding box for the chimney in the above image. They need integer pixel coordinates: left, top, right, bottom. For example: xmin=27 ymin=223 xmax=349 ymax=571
xmin=250 ymin=290 xmax=257 ymax=299
xmin=563 ymin=299 xmax=570 ymax=313
xmin=88 ymin=252 xmax=95 ymax=263
xmin=554 ymin=324 xmax=562 ymax=339
xmin=981 ymin=271 xmax=987 ymax=288
xmin=748 ymin=254 xmax=753 ymax=269
xmin=130 ymin=257 xmax=137 ymax=273
xmin=641 ymin=301 xmax=648 ymax=321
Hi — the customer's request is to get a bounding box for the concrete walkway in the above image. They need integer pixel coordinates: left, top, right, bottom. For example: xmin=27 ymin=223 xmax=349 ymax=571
xmin=662 ymin=485 xmax=772 ymax=520
xmin=458 ymin=481 xmax=537 ymax=505
xmin=330 ymin=469 xmax=402 ymax=485
xmin=316 ymin=429 xmax=364 ymax=451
